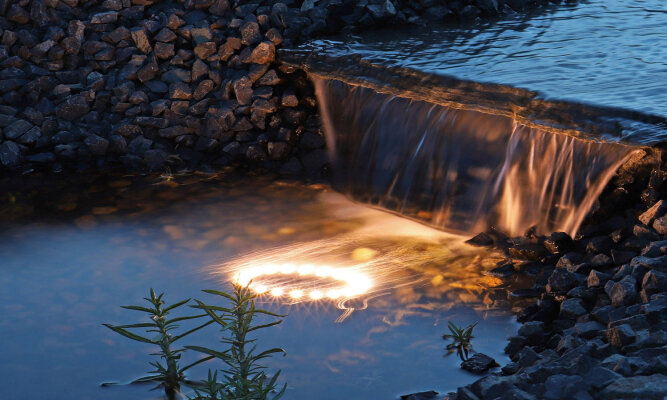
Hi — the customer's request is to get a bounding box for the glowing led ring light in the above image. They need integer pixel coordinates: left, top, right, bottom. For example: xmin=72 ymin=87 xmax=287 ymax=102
xmin=233 ymin=263 xmax=373 ymax=300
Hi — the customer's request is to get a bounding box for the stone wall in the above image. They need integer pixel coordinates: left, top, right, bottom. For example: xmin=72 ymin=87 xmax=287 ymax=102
xmin=0 ymin=0 xmax=560 ymax=177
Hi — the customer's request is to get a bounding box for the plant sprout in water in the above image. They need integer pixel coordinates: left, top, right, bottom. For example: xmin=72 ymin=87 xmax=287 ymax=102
xmin=443 ymin=321 xmax=478 ymax=361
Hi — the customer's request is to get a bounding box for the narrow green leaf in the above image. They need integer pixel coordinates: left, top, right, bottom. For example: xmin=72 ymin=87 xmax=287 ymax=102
xmin=163 ymin=298 xmax=191 ymax=313
xmin=103 ymin=324 xmax=153 ymax=343
xmin=120 ymin=305 xmax=156 ymax=313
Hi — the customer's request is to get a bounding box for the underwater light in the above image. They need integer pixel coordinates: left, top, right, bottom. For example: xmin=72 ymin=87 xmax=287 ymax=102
xmin=233 ymin=263 xmax=373 ymax=301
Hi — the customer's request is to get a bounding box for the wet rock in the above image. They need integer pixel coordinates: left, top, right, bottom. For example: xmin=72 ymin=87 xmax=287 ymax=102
xmin=461 ymin=353 xmax=498 ymax=373
xmin=518 ymin=321 xmax=544 ymax=340
xmin=487 ymin=261 xmax=515 ymax=278
xmin=600 ymin=374 xmax=667 ymax=399
xmin=546 ymin=268 xmax=579 ymax=294
xmin=456 ymin=387 xmax=480 ymax=400
xmin=400 ymin=390 xmax=439 ymax=400
xmin=639 ymin=200 xmax=667 ymax=226
xmin=467 ymin=232 xmax=494 ymax=247
xmin=544 ymin=232 xmax=573 ymax=254
xmin=0 ymin=141 xmax=21 ymax=167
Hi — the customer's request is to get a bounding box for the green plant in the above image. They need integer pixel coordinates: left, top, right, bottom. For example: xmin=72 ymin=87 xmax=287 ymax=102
xmin=103 ymin=289 xmax=213 ymax=394
xmin=187 ymin=284 xmax=287 ymax=400
xmin=443 ymin=321 xmax=478 ymax=361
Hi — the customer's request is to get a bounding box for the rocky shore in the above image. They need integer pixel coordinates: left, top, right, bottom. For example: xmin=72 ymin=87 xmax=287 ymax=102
xmin=0 ymin=0 xmax=567 ymax=177
xmin=454 ymin=150 xmax=667 ymax=399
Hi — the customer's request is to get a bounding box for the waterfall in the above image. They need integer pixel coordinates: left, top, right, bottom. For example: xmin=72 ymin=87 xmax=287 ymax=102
xmin=313 ymin=77 xmax=638 ymax=237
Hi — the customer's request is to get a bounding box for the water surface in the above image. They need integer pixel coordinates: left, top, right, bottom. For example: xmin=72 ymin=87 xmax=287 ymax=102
xmin=0 ymin=172 xmax=523 ymax=399
xmin=301 ymin=0 xmax=667 ymax=118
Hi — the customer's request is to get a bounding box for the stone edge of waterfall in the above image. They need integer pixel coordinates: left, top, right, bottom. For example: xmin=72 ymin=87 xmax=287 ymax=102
xmin=279 ymin=50 xmax=667 ymax=148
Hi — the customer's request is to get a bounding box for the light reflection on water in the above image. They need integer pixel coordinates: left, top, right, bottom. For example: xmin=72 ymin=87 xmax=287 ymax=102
xmin=300 ymin=0 xmax=667 ymax=119
xmin=0 ymin=173 xmax=521 ymax=399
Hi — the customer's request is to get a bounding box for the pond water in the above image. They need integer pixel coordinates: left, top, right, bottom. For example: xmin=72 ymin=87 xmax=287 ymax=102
xmin=300 ymin=0 xmax=667 ymax=119
xmin=0 ymin=171 xmax=524 ymax=399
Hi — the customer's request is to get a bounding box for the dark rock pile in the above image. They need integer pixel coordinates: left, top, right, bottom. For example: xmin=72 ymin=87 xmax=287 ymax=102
xmin=458 ymin=151 xmax=667 ymax=399
xmin=0 ymin=0 xmax=564 ymax=177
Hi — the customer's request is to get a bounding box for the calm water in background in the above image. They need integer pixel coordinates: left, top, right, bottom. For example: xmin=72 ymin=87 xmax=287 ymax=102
xmin=301 ymin=0 xmax=667 ymax=118
xmin=0 ymin=172 xmax=521 ymax=400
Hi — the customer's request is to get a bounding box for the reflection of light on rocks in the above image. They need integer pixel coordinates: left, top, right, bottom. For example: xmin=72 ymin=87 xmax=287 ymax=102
xmin=233 ymin=263 xmax=373 ymax=301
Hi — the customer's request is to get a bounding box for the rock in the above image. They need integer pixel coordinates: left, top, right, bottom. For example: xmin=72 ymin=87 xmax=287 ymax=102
xmin=169 ymin=82 xmax=192 ymax=100
xmin=487 ymin=262 xmax=515 ymax=278
xmin=608 ymin=275 xmax=637 ymax=307
xmin=612 ymin=249 xmax=636 ymax=265
xmin=232 ymin=76 xmax=253 ymax=105
xmin=84 ymin=135 xmax=109 ymax=156
xmin=399 ymin=390 xmax=439 ymax=400
xmin=144 ymin=149 xmax=166 ymax=171
xmin=154 ymin=42 xmax=175 ymax=60
xmin=588 ymin=269 xmax=610 ymax=287
xmin=461 ymin=353 xmax=498 ymax=373
xmin=247 ymin=41 xmax=275 ymax=64
xmin=466 ymin=232 xmax=493 ymax=246
xmin=573 ymin=321 xmax=605 ymax=339
xmin=137 ymin=55 xmax=159 ymax=83
xmin=240 ymin=22 xmax=262 ymax=46
xmin=631 ymin=255 xmax=667 ymax=271
xmin=600 ymin=374 xmax=667 ymax=399
xmin=154 ymin=28 xmax=177 ymax=43
xmin=91 ymin=11 xmax=118 ymax=24
xmin=607 ymin=324 xmax=635 ymax=347
xmin=543 ymin=374 xmax=586 ymax=400
xmin=546 ymin=268 xmax=579 ymax=293
xmin=267 ymin=142 xmax=291 ymax=160
xmin=642 ymin=269 xmax=667 ymax=299
xmin=456 ymin=387 xmax=480 ymax=400
xmin=56 ymin=96 xmax=89 ymax=121
xmin=18 ymin=127 xmax=41 ymax=145
xmin=0 ymin=141 xmax=21 ymax=167
xmin=518 ymin=321 xmax=544 ymax=339
xmin=557 ymin=252 xmax=584 ymax=269
xmin=7 ymin=5 xmax=30 ymax=24
xmin=586 ymin=236 xmax=613 ymax=254
xmin=560 ymin=298 xmax=587 ymax=320
xmin=544 ymin=232 xmax=573 ymax=254
xmin=4 ymin=119 xmax=33 ymax=139
xmin=639 ymin=200 xmax=667 ymax=225
xmin=367 ymin=0 xmax=397 ymax=20
xmin=653 ymin=215 xmax=667 ymax=235
xmin=470 ymin=375 xmax=513 ymax=399
xmin=131 ymin=28 xmax=152 ymax=54
xmin=194 ymin=42 xmax=217 ymax=59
